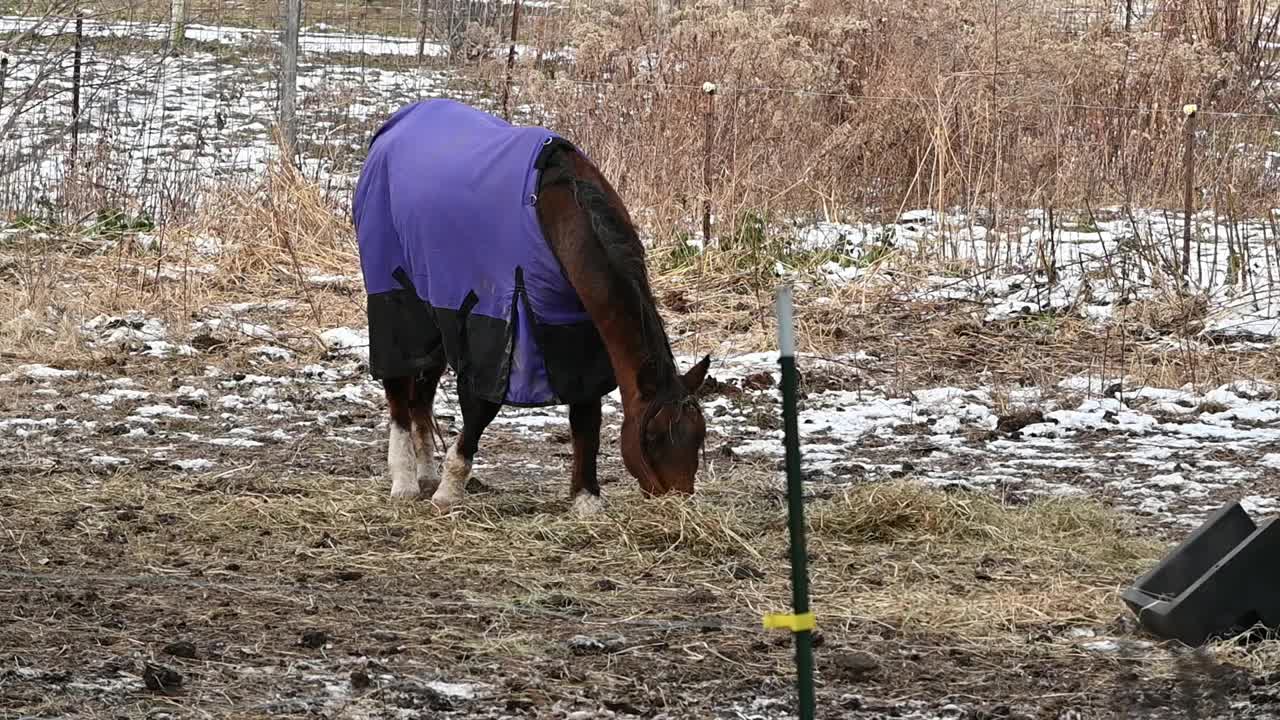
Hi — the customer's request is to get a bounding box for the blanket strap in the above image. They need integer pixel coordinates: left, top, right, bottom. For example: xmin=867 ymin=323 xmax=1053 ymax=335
xmin=392 ymin=266 xmax=416 ymax=294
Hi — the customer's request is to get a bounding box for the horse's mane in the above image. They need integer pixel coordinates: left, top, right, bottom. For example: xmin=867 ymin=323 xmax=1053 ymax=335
xmin=570 ymin=180 xmax=676 ymax=380
xmin=570 ymin=175 xmax=705 ymax=458
xmin=544 ymin=150 xmax=700 ymax=451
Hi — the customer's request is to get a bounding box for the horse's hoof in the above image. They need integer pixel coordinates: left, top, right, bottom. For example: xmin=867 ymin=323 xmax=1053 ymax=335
xmin=430 ymin=491 xmax=461 ymax=513
xmin=571 ymin=492 xmax=605 ymax=517
xmin=390 ymin=484 xmax=421 ymax=501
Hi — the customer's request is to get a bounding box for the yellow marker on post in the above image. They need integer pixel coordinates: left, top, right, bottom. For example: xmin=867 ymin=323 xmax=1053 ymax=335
xmin=764 ymin=612 xmax=816 ymax=632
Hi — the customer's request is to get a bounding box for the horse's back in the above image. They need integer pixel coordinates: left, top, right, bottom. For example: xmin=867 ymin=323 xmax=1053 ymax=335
xmin=361 ymin=100 xmax=564 ymax=311
xmin=353 ymin=99 xmax=616 ymax=407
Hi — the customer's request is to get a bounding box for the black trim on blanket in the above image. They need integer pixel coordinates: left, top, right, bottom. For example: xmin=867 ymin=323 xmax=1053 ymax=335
xmin=367 ymin=283 xmax=617 ymax=406
xmin=514 ymin=267 xmax=619 ymax=406
xmin=392 ymin=266 xmax=415 ymax=293
xmin=534 ymin=137 xmax=575 ymax=170
xmin=531 ymin=313 xmax=618 ymax=403
xmin=365 ymin=288 xmax=444 ymax=381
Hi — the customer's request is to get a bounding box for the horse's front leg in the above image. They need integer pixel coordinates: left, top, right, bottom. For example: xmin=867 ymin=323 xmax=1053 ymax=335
xmin=432 ymin=381 xmax=500 ymax=512
xmin=568 ymin=398 xmax=604 ymax=517
xmin=383 ymin=376 xmax=419 ymax=499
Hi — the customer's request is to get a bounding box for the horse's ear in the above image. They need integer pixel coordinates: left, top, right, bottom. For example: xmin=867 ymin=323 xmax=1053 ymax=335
xmin=682 ymin=354 xmax=711 ymax=394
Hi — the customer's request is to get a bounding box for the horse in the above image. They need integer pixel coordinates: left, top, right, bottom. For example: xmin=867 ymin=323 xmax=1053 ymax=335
xmin=351 ymin=99 xmax=711 ymax=515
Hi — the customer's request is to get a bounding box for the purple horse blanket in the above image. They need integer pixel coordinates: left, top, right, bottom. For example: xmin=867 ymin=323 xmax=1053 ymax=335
xmin=352 ymin=99 xmax=616 ymax=407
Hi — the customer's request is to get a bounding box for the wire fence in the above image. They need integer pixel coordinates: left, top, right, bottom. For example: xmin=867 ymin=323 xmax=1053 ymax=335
xmin=0 ymin=0 xmax=1277 ymax=230
xmin=0 ymin=0 xmax=531 ymax=224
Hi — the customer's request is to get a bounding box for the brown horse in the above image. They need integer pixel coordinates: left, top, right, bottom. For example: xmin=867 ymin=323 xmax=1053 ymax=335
xmin=356 ymin=101 xmax=709 ymax=515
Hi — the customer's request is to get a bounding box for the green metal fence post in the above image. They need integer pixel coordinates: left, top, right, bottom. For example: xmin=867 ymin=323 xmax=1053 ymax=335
xmin=763 ymin=284 xmax=816 ymax=720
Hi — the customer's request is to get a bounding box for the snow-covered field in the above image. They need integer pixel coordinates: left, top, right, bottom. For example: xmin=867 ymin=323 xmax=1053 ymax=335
xmin=3 ymin=285 xmax=1276 ymax=533
xmin=785 ymin=207 xmax=1280 ymax=345
xmin=0 ymin=14 xmax=452 ymax=57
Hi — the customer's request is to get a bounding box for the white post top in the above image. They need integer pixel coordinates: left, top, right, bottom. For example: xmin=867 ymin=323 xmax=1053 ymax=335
xmin=776 ymin=285 xmax=795 ymax=358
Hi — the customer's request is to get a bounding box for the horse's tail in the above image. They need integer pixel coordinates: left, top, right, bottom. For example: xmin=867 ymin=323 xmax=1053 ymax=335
xmin=430 ymin=414 xmax=447 ymax=455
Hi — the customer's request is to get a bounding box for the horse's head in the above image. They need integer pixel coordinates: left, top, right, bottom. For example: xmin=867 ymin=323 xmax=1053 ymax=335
xmin=621 ymin=354 xmax=712 ymax=496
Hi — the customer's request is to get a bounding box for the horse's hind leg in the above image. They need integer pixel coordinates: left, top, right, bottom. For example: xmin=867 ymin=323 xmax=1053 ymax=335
xmin=432 ymin=381 xmax=500 ymax=512
xmin=383 ymin=376 xmax=419 ymax=499
xmin=569 ymin=399 xmax=604 ymax=516
xmin=409 ymin=365 xmax=445 ymax=496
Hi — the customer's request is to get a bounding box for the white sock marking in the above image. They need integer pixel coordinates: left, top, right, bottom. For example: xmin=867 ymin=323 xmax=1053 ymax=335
xmin=571 ymin=492 xmax=605 ymax=517
xmin=431 ymin=441 xmax=469 ymax=511
xmin=388 ymin=423 xmax=418 ymax=499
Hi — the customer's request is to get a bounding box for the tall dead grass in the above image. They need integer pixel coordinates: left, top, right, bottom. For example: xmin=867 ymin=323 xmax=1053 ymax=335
xmin=512 ymin=0 xmax=1280 ymax=244
xmin=6 ymin=1 xmax=1279 ymax=382
xmin=192 ymin=152 xmax=357 ymax=284
xmin=0 ymin=151 xmax=366 ymax=363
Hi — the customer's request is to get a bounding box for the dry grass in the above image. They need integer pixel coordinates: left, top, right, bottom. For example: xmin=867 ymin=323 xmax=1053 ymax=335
xmin=653 ymin=259 xmax=1280 ymax=394
xmin=9 ymin=0 xmax=1279 ymax=234
xmin=200 ymin=157 xmax=355 ymax=282
xmin=0 ymin=157 xmax=367 ymax=367
xmin=6 ymin=0 xmax=1280 ymax=317
xmin=809 ymin=482 xmax=1160 ymax=632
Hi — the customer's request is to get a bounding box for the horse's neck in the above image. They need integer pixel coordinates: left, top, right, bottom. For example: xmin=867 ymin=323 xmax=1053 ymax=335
xmin=594 ymin=306 xmax=671 ymax=408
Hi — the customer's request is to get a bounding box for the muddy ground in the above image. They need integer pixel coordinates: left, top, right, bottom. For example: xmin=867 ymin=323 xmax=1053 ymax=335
xmin=3 ymin=296 xmax=1280 ymax=719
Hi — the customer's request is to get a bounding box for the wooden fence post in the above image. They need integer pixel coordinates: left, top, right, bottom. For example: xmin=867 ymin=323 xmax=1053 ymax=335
xmin=70 ymin=13 xmax=83 ymax=171
xmin=702 ymin=81 xmax=717 ymax=247
xmin=0 ymin=56 xmax=8 ymax=113
xmin=170 ymin=0 xmax=187 ymax=49
xmin=1181 ymin=103 xmax=1197 ymax=287
xmin=280 ymin=0 xmax=302 ymax=162
xmin=500 ymin=0 xmax=523 ymax=121
xmin=416 ymin=0 xmax=429 ymax=62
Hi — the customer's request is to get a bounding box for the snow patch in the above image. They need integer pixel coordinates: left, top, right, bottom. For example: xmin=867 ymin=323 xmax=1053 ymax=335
xmin=170 ymin=458 xmax=216 ymax=471
xmin=252 ymin=345 xmax=295 ymax=361
xmin=320 ymin=327 xmax=370 ymax=361
xmin=209 ymin=437 xmax=265 ymax=448
xmin=1 ymin=364 xmax=80 ymax=381
xmin=89 ymin=455 xmax=130 ymax=467
xmin=133 ymin=404 xmax=198 ymax=421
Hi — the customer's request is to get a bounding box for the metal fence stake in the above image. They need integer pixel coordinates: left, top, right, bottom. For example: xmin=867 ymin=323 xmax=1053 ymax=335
xmin=763 ymin=284 xmax=817 ymax=720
